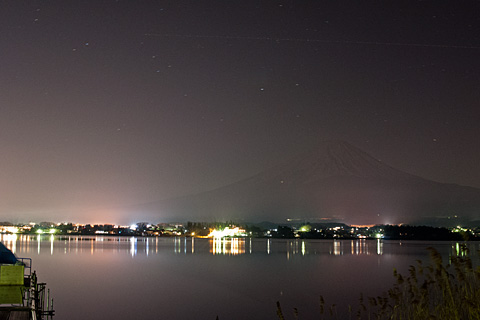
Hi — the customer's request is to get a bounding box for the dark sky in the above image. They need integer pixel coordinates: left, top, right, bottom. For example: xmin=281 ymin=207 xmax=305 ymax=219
xmin=1 ymin=1 xmax=479 ymax=224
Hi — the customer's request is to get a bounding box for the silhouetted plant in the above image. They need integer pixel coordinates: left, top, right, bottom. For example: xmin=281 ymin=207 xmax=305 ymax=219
xmin=276 ymin=300 xmax=285 ymax=320
xmin=277 ymin=245 xmax=480 ymax=319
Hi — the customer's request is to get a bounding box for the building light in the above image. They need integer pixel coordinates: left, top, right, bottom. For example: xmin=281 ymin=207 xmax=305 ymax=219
xmin=0 ymin=226 xmax=19 ymax=234
xmin=207 ymin=227 xmax=247 ymax=238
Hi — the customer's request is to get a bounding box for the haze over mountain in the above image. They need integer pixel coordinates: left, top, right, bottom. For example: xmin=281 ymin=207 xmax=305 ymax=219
xmin=134 ymin=141 xmax=480 ymax=226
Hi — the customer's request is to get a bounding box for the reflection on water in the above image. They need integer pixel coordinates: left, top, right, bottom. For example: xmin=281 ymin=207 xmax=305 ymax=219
xmin=455 ymin=242 xmax=469 ymax=257
xmin=332 ymin=240 xmax=341 ymax=255
xmin=2 ymin=234 xmax=17 ymax=253
xmin=210 ymin=238 xmax=245 ymax=255
xmin=1 ymin=235 xmax=479 ymax=261
xmin=324 ymin=239 xmax=384 ymax=256
xmin=377 ymin=239 xmax=383 ymax=255
xmin=130 ymin=237 xmax=136 ymax=256
xmin=2 ymin=234 xmax=480 ymax=320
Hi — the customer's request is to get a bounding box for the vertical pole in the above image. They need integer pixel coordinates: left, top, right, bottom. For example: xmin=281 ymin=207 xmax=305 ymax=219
xmin=47 ymin=288 xmax=50 ymax=314
xmin=34 ymin=272 xmax=40 ymax=319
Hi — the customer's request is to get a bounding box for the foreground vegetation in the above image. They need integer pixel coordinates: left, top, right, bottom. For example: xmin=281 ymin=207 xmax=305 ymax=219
xmin=277 ymin=246 xmax=480 ymax=319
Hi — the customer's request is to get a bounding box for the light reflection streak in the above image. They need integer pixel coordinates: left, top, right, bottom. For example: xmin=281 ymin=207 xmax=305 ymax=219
xmin=453 ymin=242 xmax=470 ymax=258
xmin=0 ymin=235 xmax=428 ymax=259
xmin=332 ymin=240 xmax=342 ymax=255
xmin=97 ymin=237 xmax=104 ymax=254
xmin=376 ymin=239 xmax=383 ymax=255
xmin=19 ymin=235 xmax=26 ymax=253
xmin=2 ymin=234 xmax=17 ymax=254
xmin=210 ymin=238 xmax=245 ymax=255
xmin=174 ymin=237 xmax=181 ymax=253
xmin=50 ymin=235 xmax=54 ymax=255
xmin=354 ymin=240 xmax=368 ymax=255
xmin=130 ymin=237 xmax=137 ymax=257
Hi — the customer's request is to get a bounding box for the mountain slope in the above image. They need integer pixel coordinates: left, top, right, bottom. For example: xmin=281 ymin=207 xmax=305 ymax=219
xmin=151 ymin=141 xmax=480 ymax=226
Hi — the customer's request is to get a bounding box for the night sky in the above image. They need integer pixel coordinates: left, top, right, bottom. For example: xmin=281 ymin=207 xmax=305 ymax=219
xmin=1 ymin=1 xmax=479 ymax=224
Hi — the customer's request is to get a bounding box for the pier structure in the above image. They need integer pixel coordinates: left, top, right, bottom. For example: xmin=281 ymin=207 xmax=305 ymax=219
xmin=0 ymin=243 xmax=54 ymax=319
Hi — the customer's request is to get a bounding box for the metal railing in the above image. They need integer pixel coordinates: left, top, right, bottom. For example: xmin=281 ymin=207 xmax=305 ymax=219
xmin=17 ymin=257 xmax=32 ymax=278
xmin=28 ymin=272 xmax=55 ymax=319
xmin=14 ymin=258 xmax=55 ymax=320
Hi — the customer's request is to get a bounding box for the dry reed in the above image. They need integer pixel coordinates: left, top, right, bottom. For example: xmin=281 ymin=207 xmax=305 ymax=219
xmin=277 ymin=245 xmax=480 ymax=319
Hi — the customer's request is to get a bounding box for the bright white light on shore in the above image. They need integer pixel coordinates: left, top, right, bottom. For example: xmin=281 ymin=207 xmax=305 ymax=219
xmin=130 ymin=224 xmax=137 ymax=230
xmin=36 ymin=229 xmax=44 ymax=234
xmin=208 ymin=227 xmax=246 ymax=238
xmin=299 ymin=225 xmax=311 ymax=232
xmin=2 ymin=226 xmax=19 ymax=234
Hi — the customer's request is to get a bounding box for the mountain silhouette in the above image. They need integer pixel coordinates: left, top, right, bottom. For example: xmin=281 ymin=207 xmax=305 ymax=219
xmin=148 ymin=141 xmax=480 ymax=226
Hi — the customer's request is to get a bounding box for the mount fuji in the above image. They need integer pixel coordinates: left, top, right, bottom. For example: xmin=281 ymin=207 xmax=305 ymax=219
xmin=147 ymin=141 xmax=480 ymax=226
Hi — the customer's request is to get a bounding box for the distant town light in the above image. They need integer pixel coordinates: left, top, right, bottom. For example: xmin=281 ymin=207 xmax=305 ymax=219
xmin=208 ymin=227 xmax=246 ymax=238
xmin=299 ymin=225 xmax=311 ymax=232
xmin=1 ymin=226 xmax=19 ymax=234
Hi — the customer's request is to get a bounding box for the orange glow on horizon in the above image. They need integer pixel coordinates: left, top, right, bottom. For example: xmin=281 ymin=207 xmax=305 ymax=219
xmin=350 ymin=224 xmax=375 ymax=228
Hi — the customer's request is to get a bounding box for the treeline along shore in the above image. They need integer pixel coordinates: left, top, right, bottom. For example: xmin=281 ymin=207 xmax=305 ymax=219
xmin=1 ymin=221 xmax=478 ymax=241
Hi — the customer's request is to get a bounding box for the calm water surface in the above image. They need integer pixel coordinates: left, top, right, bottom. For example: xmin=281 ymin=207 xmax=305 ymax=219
xmin=2 ymin=235 xmax=479 ymax=320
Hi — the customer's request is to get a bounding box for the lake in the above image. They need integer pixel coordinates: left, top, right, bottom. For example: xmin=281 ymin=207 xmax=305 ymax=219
xmin=2 ymin=234 xmax=479 ymax=319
